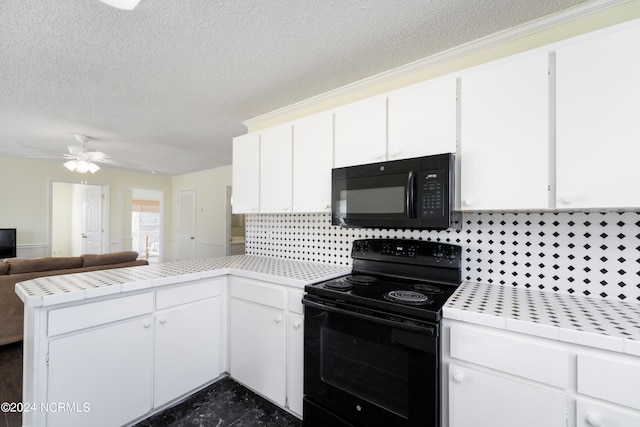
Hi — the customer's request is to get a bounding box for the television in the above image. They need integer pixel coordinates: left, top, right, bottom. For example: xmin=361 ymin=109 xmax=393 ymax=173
xmin=0 ymin=228 xmax=17 ymax=259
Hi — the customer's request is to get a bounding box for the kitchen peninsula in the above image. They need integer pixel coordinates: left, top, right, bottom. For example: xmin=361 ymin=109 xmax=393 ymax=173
xmin=15 ymin=255 xmax=349 ymax=427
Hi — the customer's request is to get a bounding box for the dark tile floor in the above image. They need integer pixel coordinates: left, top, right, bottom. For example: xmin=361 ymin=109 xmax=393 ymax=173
xmin=0 ymin=341 xmax=301 ymax=427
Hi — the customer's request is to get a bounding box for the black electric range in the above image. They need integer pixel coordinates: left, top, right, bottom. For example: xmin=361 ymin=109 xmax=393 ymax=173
xmin=304 ymin=238 xmax=462 ymax=322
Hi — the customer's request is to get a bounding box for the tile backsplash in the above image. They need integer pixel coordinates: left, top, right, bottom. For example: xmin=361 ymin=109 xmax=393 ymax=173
xmin=245 ymin=211 xmax=640 ymax=303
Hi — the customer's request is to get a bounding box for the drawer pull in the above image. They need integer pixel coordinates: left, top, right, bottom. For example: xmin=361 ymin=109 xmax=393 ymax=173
xmin=143 ymin=320 xmax=151 ymax=329
xmin=293 ymin=321 xmax=301 ymax=329
xmin=158 ymin=317 xmax=167 ymax=325
xmin=275 ymin=316 xmax=283 ymax=324
xmin=586 ymin=414 xmax=602 ymax=427
xmin=453 ymin=372 xmax=464 ymax=383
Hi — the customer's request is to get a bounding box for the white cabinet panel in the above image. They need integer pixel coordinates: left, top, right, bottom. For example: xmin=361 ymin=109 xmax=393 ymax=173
xmin=232 ymin=133 xmax=260 ymax=213
xmin=577 ymin=354 xmax=640 ymax=411
xmin=292 ymin=112 xmax=334 ymax=212
xmin=154 ymin=297 xmax=222 ymax=407
xmin=47 ymin=317 xmax=154 ymax=427
xmin=449 ymin=364 xmax=567 ymax=427
xmin=577 ymin=399 xmax=640 ymax=427
xmin=460 ymin=53 xmax=550 ymax=210
xmin=334 ymin=95 xmax=387 ymax=167
xmin=260 ymin=124 xmax=293 ymax=213
xmin=450 ymin=326 xmax=569 ymax=388
xmin=287 ymin=313 xmax=304 ymax=416
xmin=556 ymin=23 xmax=640 ymax=209
xmin=229 ymin=298 xmax=287 ymax=406
xmin=388 ymin=75 xmax=457 ymax=159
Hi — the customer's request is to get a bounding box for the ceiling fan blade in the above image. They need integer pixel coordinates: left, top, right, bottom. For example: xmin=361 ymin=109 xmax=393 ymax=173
xmin=85 ymin=151 xmax=109 ymax=162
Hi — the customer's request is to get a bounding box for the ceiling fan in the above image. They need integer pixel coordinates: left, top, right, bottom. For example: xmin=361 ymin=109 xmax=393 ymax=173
xmin=62 ymin=135 xmax=110 ymax=174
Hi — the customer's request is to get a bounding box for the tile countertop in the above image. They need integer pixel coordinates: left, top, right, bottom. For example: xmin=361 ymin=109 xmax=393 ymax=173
xmin=444 ymin=281 xmax=640 ymax=357
xmin=15 ymin=255 xmax=350 ymax=308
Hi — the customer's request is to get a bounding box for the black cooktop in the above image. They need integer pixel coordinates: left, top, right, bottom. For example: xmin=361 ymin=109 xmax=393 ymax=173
xmin=304 ymin=239 xmax=462 ymax=322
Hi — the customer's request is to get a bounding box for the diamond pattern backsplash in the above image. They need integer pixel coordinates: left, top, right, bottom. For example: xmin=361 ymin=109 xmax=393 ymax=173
xmin=245 ymin=211 xmax=640 ymax=303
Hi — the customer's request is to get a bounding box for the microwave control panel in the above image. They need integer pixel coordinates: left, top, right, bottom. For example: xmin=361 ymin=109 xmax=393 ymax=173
xmin=418 ymin=169 xmax=445 ymax=218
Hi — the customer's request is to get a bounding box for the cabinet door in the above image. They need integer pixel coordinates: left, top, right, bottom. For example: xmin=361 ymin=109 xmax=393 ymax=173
xmin=154 ymin=297 xmax=222 ymax=408
xmin=449 ymin=364 xmax=567 ymax=427
xmin=232 ymin=133 xmax=260 ymax=213
xmin=229 ymin=298 xmax=287 ymax=406
xmin=577 ymin=399 xmax=640 ymax=427
xmin=292 ymin=112 xmax=334 ymax=213
xmin=334 ymin=95 xmax=387 ymax=167
xmin=47 ymin=317 xmax=154 ymax=427
xmin=460 ymin=53 xmax=550 ymax=210
xmin=388 ymin=75 xmax=457 ymax=159
xmin=556 ymin=23 xmax=640 ymax=209
xmin=287 ymin=313 xmax=304 ymax=416
xmin=260 ymin=124 xmax=293 ymax=213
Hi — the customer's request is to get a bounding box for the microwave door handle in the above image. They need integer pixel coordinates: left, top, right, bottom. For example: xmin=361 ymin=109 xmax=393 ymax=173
xmin=407 ymin=171 xmax=416 ymax=218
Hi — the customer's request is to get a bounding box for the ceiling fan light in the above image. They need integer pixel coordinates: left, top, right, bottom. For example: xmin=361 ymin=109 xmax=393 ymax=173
xmin=75 ymin=160 xmax=90 ymax=174
xmin=64 ymin=160 xmax=78 ymax=171
xmin=88 ymin=162 xmax=101 ymax=174
xmin=97 ymin=0 xmax=141 ymax=10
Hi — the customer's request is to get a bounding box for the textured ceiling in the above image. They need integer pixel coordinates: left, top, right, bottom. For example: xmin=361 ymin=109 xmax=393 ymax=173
xmin=0 ymin=0 xmax=591 ymax=176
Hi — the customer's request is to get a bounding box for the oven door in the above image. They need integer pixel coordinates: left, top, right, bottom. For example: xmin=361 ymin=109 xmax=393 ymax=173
xmin=303 ymin=298 xmax=439 ymax=427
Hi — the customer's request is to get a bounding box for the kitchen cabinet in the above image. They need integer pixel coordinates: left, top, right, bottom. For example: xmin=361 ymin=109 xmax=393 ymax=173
xmin=459 ymin=52 xmax=550 ymax=210
xmin=449 ymin=364 xmax=567 ymax=427
xmin=232 ymin=132 xmax=260 ymax=213
xmin=334 ymin=95 xmax=387 ymax=168
xmin=260 ymin=123 xmax=293 ymax=213
xmin=287 ymin=289 xmax=305 ymax=416
xmin=292 ymin=112 xmax=334 ymax=213
xmin=577 ymin=400 xmax=640 ymax=427
xmin=387 ymin=75 xmax=457 ymax=159
xmin=555 ymin=22 xmax=640 ymax=209
xmin=154 ymin=280 xmax=223 ymax=407
xmin=47 ymin=301 xmax=154 ymax=427
xmin=229 ymin=277 xmax=287 ymax=406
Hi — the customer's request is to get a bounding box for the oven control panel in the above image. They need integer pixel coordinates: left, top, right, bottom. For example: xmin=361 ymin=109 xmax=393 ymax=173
xmin=351 ymin=238 xmax=461 ymax=267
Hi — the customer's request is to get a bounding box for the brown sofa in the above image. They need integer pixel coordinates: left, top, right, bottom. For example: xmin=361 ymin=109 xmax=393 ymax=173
xmin=0 ymin=251 xmax=149 ymax=346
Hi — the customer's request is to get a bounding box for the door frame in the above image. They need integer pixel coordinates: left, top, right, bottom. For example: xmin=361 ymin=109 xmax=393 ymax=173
xmin=122 ymin=186 xmax=164 ymax=263
xmin=49 ymin=179 xmax=110 ymax=256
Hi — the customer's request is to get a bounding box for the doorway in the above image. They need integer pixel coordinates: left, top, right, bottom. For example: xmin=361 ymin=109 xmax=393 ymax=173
xmin=225 ymin=186 xmax=245 ymax=256
xmin=123 ymin=188 xmax=163 ymax=263
xmin=50 ymin=182 xmax=109 ymax=256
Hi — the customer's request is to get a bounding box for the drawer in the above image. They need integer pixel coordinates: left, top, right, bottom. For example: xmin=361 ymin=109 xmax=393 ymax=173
xmin=288 ymin=289 xmax=304 ymax=314
xmin=48 ymin=293 xmax=154 ymax=336
xmin=450 ymin=326 xmax=569 ymax=388
xmin=156 ymin=278 xmax=223 ymax=310
xmin=229 ymin=277 xmax=286 ymax=310
xmin=577 ymin=399 xmax=640 ymax=427
xmin=578 ymin=354 xmax=640 ymax=410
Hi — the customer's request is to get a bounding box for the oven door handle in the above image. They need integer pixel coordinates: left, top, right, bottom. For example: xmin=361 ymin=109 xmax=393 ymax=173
xmin=303 ymin=298 xmax=437 ymax=337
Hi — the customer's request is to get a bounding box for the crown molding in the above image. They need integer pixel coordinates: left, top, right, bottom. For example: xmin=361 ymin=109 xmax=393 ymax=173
xmin=243 ymin=0 xmax=632 ymax=129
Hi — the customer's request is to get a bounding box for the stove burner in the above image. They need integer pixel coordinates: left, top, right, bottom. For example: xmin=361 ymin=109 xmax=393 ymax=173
xmin=324 ymin=280 xmax=352 ymax=291
xmin=345 ymin=275 xmax=378 ymax=286
xmin=384 ymin=290 xmax=431 ymax=305
xmin=413 ymin=284 xmax=443 ymax=294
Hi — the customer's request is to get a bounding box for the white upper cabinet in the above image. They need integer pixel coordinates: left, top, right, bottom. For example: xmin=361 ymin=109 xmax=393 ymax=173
xmin=232 ymin=133 xmax=260 ymax=214
xmin=460 ymin=52 xmax=550 ymax=211
xmin=334 ymin=95 xmax=387 ymax=167
xmin=556 ymin=22 xmax=640 ymax=209
xmin=292 ymin=112 xmax=334 ymax=213
xmin=387 ymin=75 xmax=457 ymax=159
xmin=260 ymin=123 xmax=293 ymax=213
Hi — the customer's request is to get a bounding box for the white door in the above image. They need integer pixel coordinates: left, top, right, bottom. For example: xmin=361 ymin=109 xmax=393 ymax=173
xmin=82 ymin=185 xmax=103 ymax=254
xmin=177 ymin=189 xmax=196 ymax=261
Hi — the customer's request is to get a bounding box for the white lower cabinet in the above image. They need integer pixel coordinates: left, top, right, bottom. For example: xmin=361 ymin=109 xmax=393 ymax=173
xmin=154 ymin=297 xmax=222 ymax=407
xmin=47 ymin=316 xmax=154 ymax=427
xmin=449 ymin=364 xmax=568 ymax=427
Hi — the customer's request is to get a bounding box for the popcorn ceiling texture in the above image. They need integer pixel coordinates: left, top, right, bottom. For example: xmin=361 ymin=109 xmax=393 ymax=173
xmin=245 ymin=211 xmax=640 ymax=302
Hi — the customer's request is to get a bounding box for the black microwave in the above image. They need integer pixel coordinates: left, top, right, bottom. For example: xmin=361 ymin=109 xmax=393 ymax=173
xmin=331 ymin=153 xmax=459 ymax=230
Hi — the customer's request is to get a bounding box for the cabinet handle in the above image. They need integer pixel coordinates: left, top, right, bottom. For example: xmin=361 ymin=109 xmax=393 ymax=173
xmin=462 ymin=199 xmax=474 ymax=207
xmin=251 ymin=207 xmax=259 ymax=212
xmin=452 ymin=372 xmax=464 ymax=383
xmin=275 ymin=316 xmax=283 ymax=324
xmin=559 ymin=195 xmax=575 ymax=205
xmin=586 ymin=414 xmax=603 ymax=427
xmin=293 ymin=321 xmax=301 ymax=329
xmin=158 ymin=317 xmax=167 ymax=325
xmin=143 ymin=320 xmax=151 ymax=329
xmin=283 ymin=206 xmax=291 ymax=212
xmin=389 ymin=149 xmax=400 ymax=158
xmin=374 ymin=153 xmax=385 ymax=160
xmin=325 ymin=204 xmax=331 ymax=210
